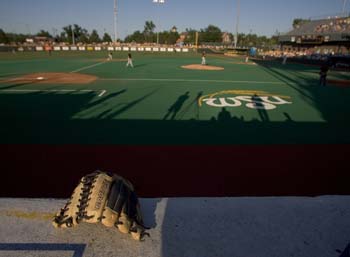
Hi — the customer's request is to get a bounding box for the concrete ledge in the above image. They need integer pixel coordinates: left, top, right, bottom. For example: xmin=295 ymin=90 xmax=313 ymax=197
xmin=0 ymin=197 xmax=349 ymax=257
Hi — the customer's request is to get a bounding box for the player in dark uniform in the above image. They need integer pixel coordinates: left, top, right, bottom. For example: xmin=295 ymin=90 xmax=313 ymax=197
xmin=319 ymin=64 xmax=329 ymax=86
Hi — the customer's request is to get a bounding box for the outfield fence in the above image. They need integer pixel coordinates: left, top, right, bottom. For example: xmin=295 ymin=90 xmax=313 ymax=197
xmin=0 ymin=45 xmax=192 ymax=53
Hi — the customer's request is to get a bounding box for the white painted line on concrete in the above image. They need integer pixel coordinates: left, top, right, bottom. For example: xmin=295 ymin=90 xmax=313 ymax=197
xmin=70 ymin=61 xmax=107 ymax=73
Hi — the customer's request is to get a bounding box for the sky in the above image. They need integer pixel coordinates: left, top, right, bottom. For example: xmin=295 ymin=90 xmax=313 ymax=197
xmin=0 ymin=0 xmax=349 ymax=40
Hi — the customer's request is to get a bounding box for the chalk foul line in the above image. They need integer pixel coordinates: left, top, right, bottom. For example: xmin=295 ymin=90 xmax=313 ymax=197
xmin=98 ymin=77 xmax=286 ymax=85
xmin=0 ymin=89 xmax=107 ymax=97
xmin=70 ymin=61 xmax=107 ymax=73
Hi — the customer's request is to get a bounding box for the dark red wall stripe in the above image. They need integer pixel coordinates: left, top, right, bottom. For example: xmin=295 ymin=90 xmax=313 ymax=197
xmin=1 ymin=145 xmax=349 ymax=198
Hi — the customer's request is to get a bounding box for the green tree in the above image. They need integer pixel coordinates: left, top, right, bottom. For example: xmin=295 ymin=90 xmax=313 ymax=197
xmin=36 ymin=30 xmax=52 ymax=38
xmin=6 ymin=33 xmax=27 ymax=43
xmin=292 ymin=18 xmax=310 ymax=29
xmin=167 ymin=31 xmax=179 ymax=45
xmin=89 ymin=30 xmax=101 ymax=43
xmin=102 ymin=32 xmax=113 ymax=42
xmin=143 ymin=21 xmax=156 ymax=42
xmin=62 ymin=25 xmax=74 ymax=43
xmin=200 ymin=25 xmax=222 ymax=43
xmin=0 ymin=29 xmax=9 ymax=44
xmin=124 ymin=30 xmax=145 ymax=43
xmin=184 ymin=28 xmax=197 ymax=45
xmin=144 ymin=21 xmax=156 ymax=34
xmin=79 ymin=33 xmax=90 ymax=44
xmin=62 ymin=24 xmax=89 ymax=44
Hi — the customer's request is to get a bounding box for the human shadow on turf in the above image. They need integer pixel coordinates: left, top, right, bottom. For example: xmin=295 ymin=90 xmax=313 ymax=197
xmin=177 ymin=91 xmax=203 ymax=120
xmin=251 ymin=94 xmax=270 ymax=122
xmin=97 ymin=89 xmax=159 ymax=119
xmin=0 ymin=78 xmax=45 ymax=90
xmin=84 ymin=89 xmax=127 ymax=109
xmin=133 ymin=63 xmax=147 ymax=68
xmin=212 ymin=108 xmax=245 ymax=124
xmin=163 ymin=91 xmax=190 ymax=120
xmin=254 ymin=59 xmax=350 ymax=123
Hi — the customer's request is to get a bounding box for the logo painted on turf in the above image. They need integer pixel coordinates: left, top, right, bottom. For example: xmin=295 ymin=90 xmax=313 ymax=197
xmin=198 ymin=90 xmax=292 ymax=110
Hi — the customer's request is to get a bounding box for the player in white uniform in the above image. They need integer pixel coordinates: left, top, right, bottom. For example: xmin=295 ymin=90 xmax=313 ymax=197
xmin=107 ymin=52 xmax=113 ymax=61
xmin=126 ymin=53 xmax=134 ymax=68
xmin=201 ymin=51 xmax=206 ymax=65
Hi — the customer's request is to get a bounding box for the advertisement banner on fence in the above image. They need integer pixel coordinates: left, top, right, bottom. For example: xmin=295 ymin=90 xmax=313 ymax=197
xmin=107 ymin=47 xmax=114 ymax=51
xmin=62 ymin=46 xmax=69 ymax=51
xmin=36 ymin=47 xmax=44 ymax=51
xmin=70 ymin=46 xmax=78 ymax=51
xmin=95 ymin=47 xmax=101 ymax=51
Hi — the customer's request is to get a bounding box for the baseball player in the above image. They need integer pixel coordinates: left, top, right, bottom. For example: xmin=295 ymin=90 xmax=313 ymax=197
xmin=126 ymin=53 xmax=134 ymax=68
xmin=107 ymin=52 xmax=113 ymax=61
xmin=245 ymin=54 xmax=249 ymax=63
xmin=282 ymin=53 xmax=288 ymax=65
xmin=201 ymin=51 xmax=206 ymax=65
xmin=319 ymin=64 xmax=329 ymax=86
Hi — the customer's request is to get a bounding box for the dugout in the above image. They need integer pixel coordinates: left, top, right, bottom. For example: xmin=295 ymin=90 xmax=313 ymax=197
xmin=225 ymin=47 xmax=249 ymax=56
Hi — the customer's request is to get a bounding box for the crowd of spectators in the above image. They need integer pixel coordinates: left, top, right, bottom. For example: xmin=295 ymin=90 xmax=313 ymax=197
xmin=261 ymin=48 xmax=349 ymax=59
xmin=314 ymin=18 xmax=350 ymax=33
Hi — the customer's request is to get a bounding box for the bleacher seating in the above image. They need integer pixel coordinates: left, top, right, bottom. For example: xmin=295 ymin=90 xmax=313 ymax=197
xmin=286 ymin=17 xmax=350 ymax=36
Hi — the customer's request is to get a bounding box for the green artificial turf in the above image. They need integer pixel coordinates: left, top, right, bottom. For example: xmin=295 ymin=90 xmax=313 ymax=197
xmin=0 ymin=51 xmax=349 ymax=144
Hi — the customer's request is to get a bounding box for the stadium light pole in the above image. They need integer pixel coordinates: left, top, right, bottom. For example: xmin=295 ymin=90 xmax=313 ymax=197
xmin=114 ymin=0 xmax=118 ymax=43
xmin=72 ymin=25 xmax=75 ymax=45
xmin=153 ymin=0 xmax=165 ymax=45
xmin=234 ymin=0 xmax=240 ymax=48
xmin=342 ymin=0 xmax=348 ymax=16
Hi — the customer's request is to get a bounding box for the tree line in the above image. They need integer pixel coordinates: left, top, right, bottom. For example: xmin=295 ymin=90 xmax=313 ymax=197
xmin=124 ymin=21 xmax=279 ymax=48
xmin=0 ymin=21 xmax=279 ymax=48
xmin=0 ymin=24 xmax=112 ymax=44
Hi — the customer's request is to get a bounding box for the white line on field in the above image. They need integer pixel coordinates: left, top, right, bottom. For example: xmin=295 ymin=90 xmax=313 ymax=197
xmin=98 ymin=90 xmax=107 ymax=97
xmin=0 ymin=89 xmax=107 ymax=97
xmin=70 ymin=61 xmax=107 ymax=73
xmin=98 ymin=78 xmax=286 ymax=85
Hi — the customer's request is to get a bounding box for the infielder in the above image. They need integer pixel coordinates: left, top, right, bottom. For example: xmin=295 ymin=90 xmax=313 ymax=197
xmin=107 ymin=52 xmax=113 ymax=61
xmin=126 ymin=53 xmax=134 ymax=68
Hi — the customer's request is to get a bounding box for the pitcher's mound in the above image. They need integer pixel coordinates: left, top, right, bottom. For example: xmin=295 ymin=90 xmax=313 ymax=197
xmin=4 ymin=72 xmax=97 ymax=84
xmin=181 ymin=64 xmax=224 ymax=71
